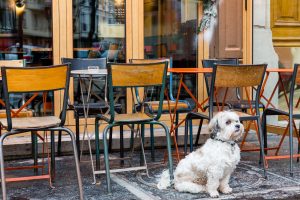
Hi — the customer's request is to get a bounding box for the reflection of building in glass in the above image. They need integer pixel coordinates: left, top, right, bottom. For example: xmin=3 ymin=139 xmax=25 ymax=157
xmin=0 ymin=0 xmax=52 ymax=48
xmin=22 ymin=0 xmax=52 ymax=47
xmin=73 ymin=0 xmax=125 ymax=62
xmin=0 ymin=0 xmax=53 ymax=66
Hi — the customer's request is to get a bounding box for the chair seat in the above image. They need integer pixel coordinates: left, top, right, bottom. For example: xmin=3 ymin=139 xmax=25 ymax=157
xmin=230 ymin=100 xmax=265 ymax=109
xmin=186 ymin=110 xmax=255 ymax=120
xmin=71 ymin=102 xmax=122 ymax=116
xmin=145 ymin=100 xmax=190 ymax=112
xmin=264 ymin=107 xmax=300 ymax=117
xmin=0 ymin=109 xmax=33 ymax=118
xmin=0 ymin=116 xmax=61 ymax=129
xmin=100 ymin=113 xmax=154 ymax=123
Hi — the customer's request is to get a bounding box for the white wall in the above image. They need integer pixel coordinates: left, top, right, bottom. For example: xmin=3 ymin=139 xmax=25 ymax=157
xmin=253 ymin=0 xmax=279 ymax=119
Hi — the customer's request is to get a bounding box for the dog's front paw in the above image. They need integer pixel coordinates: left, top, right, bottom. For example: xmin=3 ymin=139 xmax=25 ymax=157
xmin=208 ymin=191 xmax=219 ymax=198
xmin=220 ymin=186 xmax=232 ymax=194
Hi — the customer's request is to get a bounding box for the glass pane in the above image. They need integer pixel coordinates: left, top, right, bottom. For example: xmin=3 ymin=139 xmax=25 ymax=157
xmin=144 ymin=0 xmax=198 ymax=106
xmin=0 ymin=0 xmax=53 ymax=115
xmin=0 ymin=0 xmax=53 ymax=66
xmin=72 ymin=0 xmax=126 ymax=113
xmin=73 ymin=0 xmax=126 ymax=62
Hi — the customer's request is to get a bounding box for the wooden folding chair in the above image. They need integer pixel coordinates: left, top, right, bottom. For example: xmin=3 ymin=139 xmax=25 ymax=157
xmin=94 ymin=62 xmax=174 ymax=193
xmin=0 ymin=65 xmax=83 ymax=199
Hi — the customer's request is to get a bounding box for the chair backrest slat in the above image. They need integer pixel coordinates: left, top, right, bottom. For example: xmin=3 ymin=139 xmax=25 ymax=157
xmin=107 ymin=62 xmax=167 ymax=122
xmin=130 ymin=58 xmax=171 ymax=69
xmin=3 ymin=65 xmax=69 ymax=93
xmin=214 ymin=64 xmax=267 ymax=88
xmin=109 ymin=62 xmax=167 ymax=87
xmin=202 ymin=58 xmax=238 ymax=94
xmin=130 ymin=58 xmax=174 ymax=100
xmin=209 ymin=63 xmax=267 ymax=119
xmin=1 ymin=64 xmax=70 ymax=130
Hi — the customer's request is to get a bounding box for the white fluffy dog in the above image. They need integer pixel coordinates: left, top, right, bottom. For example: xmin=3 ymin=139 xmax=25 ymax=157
xmin=157 ymin=111 xmax=244 ymax=198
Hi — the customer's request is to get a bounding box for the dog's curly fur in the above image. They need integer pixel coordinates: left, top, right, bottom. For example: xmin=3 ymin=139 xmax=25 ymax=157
xmin=157 ymin=111 xmax=244 ymax=198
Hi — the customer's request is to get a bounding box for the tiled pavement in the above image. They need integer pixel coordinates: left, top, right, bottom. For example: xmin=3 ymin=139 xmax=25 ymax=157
xmin=2 ymin=132 xmax=300 ymax=200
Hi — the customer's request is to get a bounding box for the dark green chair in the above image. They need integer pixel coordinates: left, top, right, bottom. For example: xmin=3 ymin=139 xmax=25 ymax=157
xmin=94 ymin=61 xmax=174 ymax=193
xmin=130 ymin=58 xmax=192 ymax=161
xmin=262 ymin=63 xmax=300 ymax=176
xmin=0 ymin=65 xmax=83 ymax=199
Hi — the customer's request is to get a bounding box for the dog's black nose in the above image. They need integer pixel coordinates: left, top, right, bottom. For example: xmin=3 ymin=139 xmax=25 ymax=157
xmin=235 ymin=124 xmax=240 ymax=129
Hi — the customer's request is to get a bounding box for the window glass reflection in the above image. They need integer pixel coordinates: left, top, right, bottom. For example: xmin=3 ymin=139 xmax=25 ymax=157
xmin=0 ymin=0 xmax=53 ymax=116
xmin=144 ymin=0 xmax=198 ymax=106
xmin=73 ymin=0 xmax=125 ymax=63
xmin=72 ymin=0 xmax=126 ymax=113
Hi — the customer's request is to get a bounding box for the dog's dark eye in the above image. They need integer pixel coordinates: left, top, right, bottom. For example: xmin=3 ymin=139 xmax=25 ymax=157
xmin=226 ymin=120 xmax=231 ymax=125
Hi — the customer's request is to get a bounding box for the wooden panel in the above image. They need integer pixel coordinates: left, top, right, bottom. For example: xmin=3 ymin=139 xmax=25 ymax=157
xmin=243 ymin=0 xmax=252 ymax=64
xmin=217 ymin=0 xmax=243 ymax=58
xmin=215 ymin=65 xmax=266 ymax=88
xmin=110 ymin=63 xmax=166 ymax=87
xmin=5 ymin=65 xmax=68 ymax=93
xmin=271 ymin=0 xmax=300 ymax=46
xmin=53 ymin=0 xmax=73 ymax=120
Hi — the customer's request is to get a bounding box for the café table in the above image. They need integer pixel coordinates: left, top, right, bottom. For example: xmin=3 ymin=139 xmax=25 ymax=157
xmin=71 ymin=68 xmax=107 ymax=184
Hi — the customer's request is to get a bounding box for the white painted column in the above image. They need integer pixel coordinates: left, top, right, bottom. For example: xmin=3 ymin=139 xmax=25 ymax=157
xmin=253 ymin=0 xmax=279 ymax=125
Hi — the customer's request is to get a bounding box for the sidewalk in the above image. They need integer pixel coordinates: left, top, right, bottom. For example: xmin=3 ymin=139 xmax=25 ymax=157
xmin=2 ymin=131 xmax=300 ymax=199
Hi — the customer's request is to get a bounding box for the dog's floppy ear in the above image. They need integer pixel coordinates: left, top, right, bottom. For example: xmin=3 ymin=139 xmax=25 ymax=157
xmin=208 ymin=117 xmax=220 ymax=139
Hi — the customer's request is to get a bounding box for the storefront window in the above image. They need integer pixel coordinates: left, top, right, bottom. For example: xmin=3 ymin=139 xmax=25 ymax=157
xmin=0 ymin=0 xmax=53 ymax=66
xmin=0 ymin=0 xmax=53 ymax=115
xmin=72 ymin=0 xmax=126 ymax=112
xmin=144 ymin=0 xmax=198 ymax=105
xmin=73 ymin=0 xmax=126 ymax=62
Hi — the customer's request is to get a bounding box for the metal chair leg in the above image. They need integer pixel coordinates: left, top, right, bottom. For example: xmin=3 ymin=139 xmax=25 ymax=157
xmin=0 ymin=134 xmax=8 ymax=200
xmin=130 ymin=124 xmax=134 ymax=150
xmin=189 ymin=119 xmax=193 ymax=152
xmin=57 ymin=131 xmax=62 ymax=156
xmin=257 ymin=118 xmax=267 ymax=178
xmin=31 ymin=131 xmax=38 ymax=174
xmin=262 ymin=112 xmax=268 ymax=155
xmin=109 ymin=127 xmax=113 ymax=153
xmin=95 ymin=118 xmax=100 ymax=172
xmin=50 ymin=131 xmax=55 ymax=180
xmin=120 ymin=125 xmax=124 ymax=166
xmin=150 ymin=124 xmax=155 ymax=161
xmin=158 ymin=122 xmax=174 ymax=181
xmin=75 ymin=113 xmax=80 ymax=159
xmin=195 ymin=119 xmax=203 ymax=146
xmin=60 ymin=127 xmax=84 ymax=199
xmin=140 ymin=124 xmax=145 ymax=166
xmin=175 ymin=112 xmax=179 ymax=141
xmin=103 ymin=126 xmax=112 ymax=193
xmin=289 ymin=116 xmax=294 ymax=177
xmin=184 ymin=118 xmax=188 ymax=155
